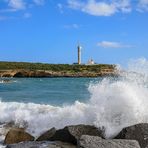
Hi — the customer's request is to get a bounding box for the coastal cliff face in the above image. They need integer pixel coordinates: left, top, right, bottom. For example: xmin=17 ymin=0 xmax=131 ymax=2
xmin=0 ymin=69 xmax=116 ymax=77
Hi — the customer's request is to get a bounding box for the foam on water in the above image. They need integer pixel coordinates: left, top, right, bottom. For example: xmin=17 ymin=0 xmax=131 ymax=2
xmin=1 ymin=58 xmax=148 ymax=140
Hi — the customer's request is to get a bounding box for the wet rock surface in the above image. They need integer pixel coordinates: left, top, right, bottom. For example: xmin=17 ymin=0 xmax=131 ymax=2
xmin=115 ymin=123 xmax=148 ymax=148
xmin=78 ymin=135 xmax=141 ymax=148
xmin=49 ymin=124 xmax=104 ymax=145
xmin=36 ymin=127 xmax=56 ymax=141
xmin=6 ymin=141 xmax=76 ymax=148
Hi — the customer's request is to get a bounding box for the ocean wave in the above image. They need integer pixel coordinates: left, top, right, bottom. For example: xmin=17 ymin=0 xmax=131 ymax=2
xmin=0 ymin=101 xmax=88 ymax=137
xmin=0 ymin=79 xmax=17 ymax=84
xmin=1 ymin=58 xmax=148 ymax=139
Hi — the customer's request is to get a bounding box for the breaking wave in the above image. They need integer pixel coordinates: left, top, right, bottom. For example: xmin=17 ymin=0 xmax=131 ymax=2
xmin=1 ymin=58 xmax=148 ymax=139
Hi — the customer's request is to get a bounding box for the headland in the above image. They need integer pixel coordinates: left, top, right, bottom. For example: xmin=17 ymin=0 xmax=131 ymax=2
xmin=0 ymin=61 xmax=117 ymax=77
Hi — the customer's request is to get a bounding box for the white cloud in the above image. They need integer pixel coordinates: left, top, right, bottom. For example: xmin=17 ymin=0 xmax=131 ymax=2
xmin=0 ymin=8 xmax=17 ymax=13
xmin=2 ymin=0 xmax=45 ymax=12
xmin=57 ymin=3 xmax=64 ymax=13
xmin=115 ymin=0 xmax=132 ymax=13
xmin=8 ymin=0 xmax=26 ymax=10
xmin=64 ymin=24 xmax=80 ymax=29
xmin=68 ymin=0 xmax=83 ymax=9
xmin=97 ymin=41 xmax=131 ymax=48
xmin=82 ymin=1 xmax=117 ymax=16
xmin=67 ymin=0 xmax=131 ymax=16
xmin=0 ymin=0 xmax=45 ymax=20
xmin=0 ymin=16 xmax=7 ymax=20
xmin=0 ymin=15 xmax=15 ymax=20
xmin=24 ymin=12 xmax=32 ymax=18
xmin=33 ymin=0 xmax=45 ymax=5
xmin=138 ymin=0 xmax=148 ymax=11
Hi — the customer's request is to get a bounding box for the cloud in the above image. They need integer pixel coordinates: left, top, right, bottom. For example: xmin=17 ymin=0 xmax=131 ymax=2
xmin=0 ymin=0 xmax=45 ymax=20
xmin=57 ymin=3 xmax=64 ymax=13
xmin=33 ymin=0 xmax=45 ymax=5
xmin=0 ymin=8 xmax=17 ymax=13
xmin=0 ymin=15 xmax=7 ymax=20
xmin=1 ymin=0 xmax=45 ymax=12
xmin=0 ymin=15 xmax=15 ymax=20
xmin=24 ymin=12 xmax=32 ymax=18
xmin=97 ymin=41 xmax=132 ymax=48
xmin=67 ymin=0 xmax=131 ymax=16
xmin=64 ymin=24 xmax=80 ymax=29
xmin=138 ymin=0 xmax=148 ymax=11
xmin=7 ymin=0 xmax=26 ymax=10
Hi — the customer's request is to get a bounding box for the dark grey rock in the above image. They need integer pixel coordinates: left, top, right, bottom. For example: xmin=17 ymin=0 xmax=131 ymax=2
xmin=115 ymin=123 xmax=148 ymax=148
xmin=4 ymin=128 xmax=34 ymax=144
xmin=36 ymin=128 xmax=56 ymax=141
xmin=78 ymin=135 xmax=141 ymax=148
xmin=49 ymin=124 xmax=104 ymax=145
xmin=6 ymin=141 xmax=76 ymax=148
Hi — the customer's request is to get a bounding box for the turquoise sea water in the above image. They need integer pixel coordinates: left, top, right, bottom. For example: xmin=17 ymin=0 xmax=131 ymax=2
xmin=0 ymin=78 xmax=99 ymax=105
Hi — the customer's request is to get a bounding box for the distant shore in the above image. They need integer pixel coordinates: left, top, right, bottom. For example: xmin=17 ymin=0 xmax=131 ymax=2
xmin=0 ymin=61 xmax=117 ymax=77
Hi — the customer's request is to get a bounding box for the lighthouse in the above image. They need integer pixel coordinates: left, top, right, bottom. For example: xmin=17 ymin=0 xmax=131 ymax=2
xmin=78 ymin=44 xmax=81 ymax=65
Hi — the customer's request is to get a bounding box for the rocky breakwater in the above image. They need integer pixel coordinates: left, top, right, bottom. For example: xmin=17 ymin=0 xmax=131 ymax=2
xmin=0 ymin=69 xmax=117 ymax=78
xmin=3 ymin=123 xmax=148 ymax=148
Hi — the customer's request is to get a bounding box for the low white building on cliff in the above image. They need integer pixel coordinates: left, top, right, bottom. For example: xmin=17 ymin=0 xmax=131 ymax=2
xmin=87 ymin=58 xmax=95 ymax=65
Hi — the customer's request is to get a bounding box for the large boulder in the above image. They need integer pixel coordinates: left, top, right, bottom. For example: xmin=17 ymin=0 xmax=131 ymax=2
xmin=36 ymin=127 xmax=56 ymax=141
xmin=78 ymin=135 xmax=141 ymax=148
xmin=49 ymin=124 xmax=104 ymax=145
xmin=115 ymin=123 xmax=148 ymax=148
xmin=6 ymin=141 xmax=76 ymax=148
xmin=4 ymin=128 xmax=34 ymax=144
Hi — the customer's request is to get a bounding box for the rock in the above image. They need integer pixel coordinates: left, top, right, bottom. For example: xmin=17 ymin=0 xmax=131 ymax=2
xmin=49 ymin=124 xmax=104 ymax=145
xmin=4 ymin=128 xmax=34 ymax=144
xmin=13 ymin=70 xmax=29 ymax=77
xmin=36 ymin=127 xmax=56 ymax=141
xmin=0 ymin=121 xmax=28 ymax=139
xmin=115 ymin=123 xmax=148 ymax=148
xmin=78 ymin=135 xmax=141 ymax=148
xmin=0 ymin=122 xmax=20 ymax=138
xmin=6 ymin=141 xmax=76 ymax=148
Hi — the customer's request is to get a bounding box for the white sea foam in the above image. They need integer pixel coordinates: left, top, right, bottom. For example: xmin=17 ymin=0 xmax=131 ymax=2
xmin=1 ymin=58 xmax=148 ymax=139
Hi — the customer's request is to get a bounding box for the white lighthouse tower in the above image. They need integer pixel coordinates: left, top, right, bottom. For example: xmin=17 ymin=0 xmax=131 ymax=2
xmin=78 ymin=44 xmax=82 ymax=65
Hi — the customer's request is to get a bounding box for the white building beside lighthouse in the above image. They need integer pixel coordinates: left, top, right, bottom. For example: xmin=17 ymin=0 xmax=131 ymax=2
xmin=87 ymin=58 xmax=95 ymax=65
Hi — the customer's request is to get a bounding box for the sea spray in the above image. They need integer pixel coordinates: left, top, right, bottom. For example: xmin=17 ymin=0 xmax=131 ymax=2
xmin=88 ymin=78 xmax=148 ymax=137
xmin=1 ymin=58 xmax=148 ymax=139
xmin=88 ymin=58 xmax=148 ymax=137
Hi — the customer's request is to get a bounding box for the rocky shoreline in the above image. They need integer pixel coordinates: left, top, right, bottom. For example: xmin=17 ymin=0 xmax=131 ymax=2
xmin=2 ymin=123 xmax=148 ymax=148
xmin=0 ymin=69 xmax=117 ymax=78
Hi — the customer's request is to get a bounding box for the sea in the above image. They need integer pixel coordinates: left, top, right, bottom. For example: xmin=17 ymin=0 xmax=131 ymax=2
xmin=1 ymin=58 xmax=148 ymax=147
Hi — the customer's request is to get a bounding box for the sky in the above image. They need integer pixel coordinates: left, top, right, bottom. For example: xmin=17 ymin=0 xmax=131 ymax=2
xmin=0 ymin=0 xmax=148 ymax=65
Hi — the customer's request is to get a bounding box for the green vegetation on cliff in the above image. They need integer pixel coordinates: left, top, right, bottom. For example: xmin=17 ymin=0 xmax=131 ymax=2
xmin=0 ymin=61 xmax=115 ymax=73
